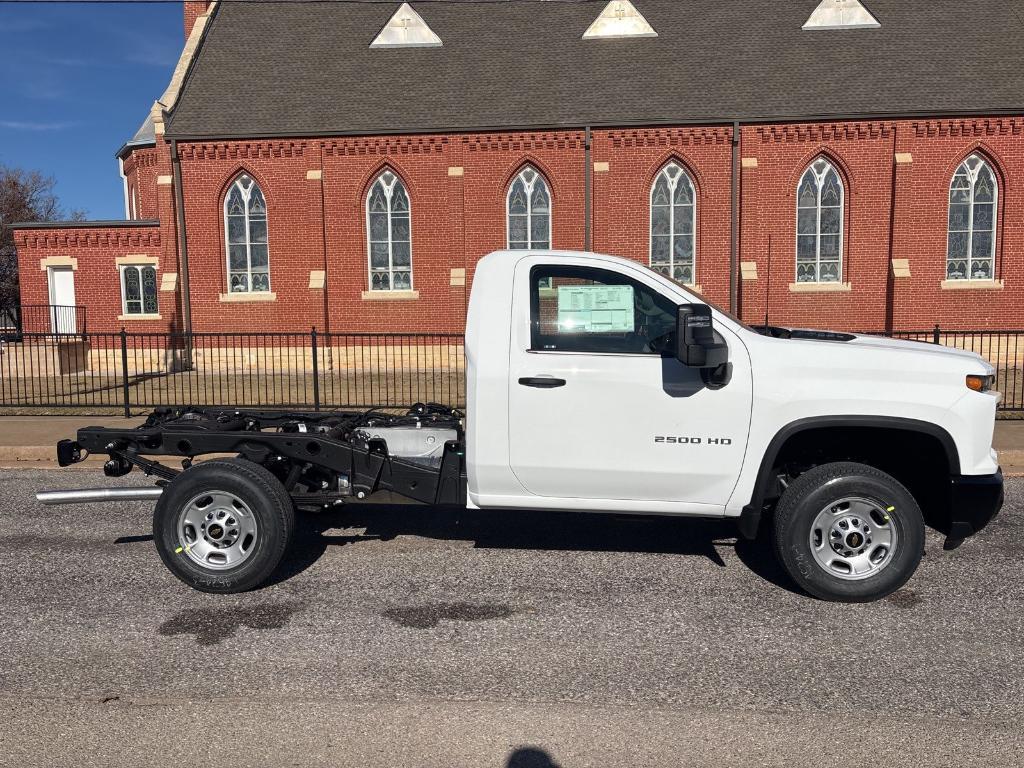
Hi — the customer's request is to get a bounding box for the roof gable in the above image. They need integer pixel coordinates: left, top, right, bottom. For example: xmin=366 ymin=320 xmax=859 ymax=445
xmin=803 ymin=0 xmax=881 ymax=30
xmin=582 ymin=1 xmax=658 ymax=40
xmin=370 ymin=3 xmax=443 ymax=48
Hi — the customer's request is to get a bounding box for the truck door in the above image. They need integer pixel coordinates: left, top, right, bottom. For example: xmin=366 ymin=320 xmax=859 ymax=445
xmin=507 ymin=258 xmax=752 ymax=506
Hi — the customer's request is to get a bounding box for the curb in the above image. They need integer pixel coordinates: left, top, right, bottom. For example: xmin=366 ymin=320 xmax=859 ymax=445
xmin=998 ymin=450 xmax=1024 ymax=477
xmin=0 ymin=448 xmax=235 ymax=470
xmin=0 ymin=446 xmax=105 ymax=469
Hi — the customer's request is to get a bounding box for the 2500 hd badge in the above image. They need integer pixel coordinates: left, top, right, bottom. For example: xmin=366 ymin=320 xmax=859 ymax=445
xmin=654 ymin=436 xmax=733 ymax=445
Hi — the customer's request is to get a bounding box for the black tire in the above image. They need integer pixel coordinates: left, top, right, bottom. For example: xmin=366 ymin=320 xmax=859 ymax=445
xmin=153 ymin=458 xmax=295 ymax=593
xmin=773 ymin=461 xmax=924 ymax=602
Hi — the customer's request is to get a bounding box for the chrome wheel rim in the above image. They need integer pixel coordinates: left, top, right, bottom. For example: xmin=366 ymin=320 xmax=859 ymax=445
xmin=809 ymin=496 xmax=897 ymax=581
xmin=176 ymin=491 xmax=258 ymax=570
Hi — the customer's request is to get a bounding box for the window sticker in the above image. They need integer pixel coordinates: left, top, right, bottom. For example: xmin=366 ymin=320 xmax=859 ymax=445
xmin=556 ymin=284 xmax=635 ymax=333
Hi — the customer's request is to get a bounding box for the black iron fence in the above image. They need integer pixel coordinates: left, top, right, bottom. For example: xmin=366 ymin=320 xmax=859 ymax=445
xmin=886 ymin=326 xmax=1024 ymax=414
xmin=0 ymin=304 xmax=87 ymax=340
xmin=0 ymin=325 xmax=1020 ymax=416
xmin=0 ymin=329 xmax=464 ymax=415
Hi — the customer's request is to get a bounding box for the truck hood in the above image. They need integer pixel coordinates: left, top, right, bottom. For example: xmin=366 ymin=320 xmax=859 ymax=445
xmin=844 ymin=334 xmax=988 ymax=366
xmin=755 ymin=326 xmax=991 ymax=370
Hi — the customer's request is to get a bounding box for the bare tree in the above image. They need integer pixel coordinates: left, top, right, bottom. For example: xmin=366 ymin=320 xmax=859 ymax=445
xmin=0 ymin=164 xmax=85 ymax=307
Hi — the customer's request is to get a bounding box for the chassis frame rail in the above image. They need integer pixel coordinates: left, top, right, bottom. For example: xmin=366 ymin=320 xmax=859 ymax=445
xmin=61 ymin=409 xmax=467 ymax=507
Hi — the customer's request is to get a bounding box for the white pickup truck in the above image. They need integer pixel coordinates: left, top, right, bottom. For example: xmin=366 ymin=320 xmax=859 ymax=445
xmin=40 ymin=250 xmax=1004 ymax=602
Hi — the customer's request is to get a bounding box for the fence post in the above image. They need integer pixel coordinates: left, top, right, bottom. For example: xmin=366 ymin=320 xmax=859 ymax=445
xmin=311 ymin=326 xmax=321 ymax=412
xmin=933 ymin=323 xmax=941 ymax=345
xmin=119 ymin=327 xmax=131 ymax=418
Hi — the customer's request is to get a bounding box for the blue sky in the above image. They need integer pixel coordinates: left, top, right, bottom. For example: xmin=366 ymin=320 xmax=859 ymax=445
xmin=0 ymin=2 xmax=181 ymax=219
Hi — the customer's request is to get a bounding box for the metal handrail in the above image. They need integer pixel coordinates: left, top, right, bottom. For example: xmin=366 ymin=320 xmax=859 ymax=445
xmin=0 ymin=304 xmax=87 ymax=338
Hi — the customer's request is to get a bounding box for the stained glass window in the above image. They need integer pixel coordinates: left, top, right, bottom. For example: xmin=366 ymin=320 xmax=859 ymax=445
xmin=366 ymin=170 xmax=413 ymax=291
xmin=796 ymin=158 xmax=843 ymax=283
xmin=223 ymin=174 xmax=270 ymax=293
xmin=507 ymin=166 xmax=551 ymax=251
xmin=650 ymin=162 xmax=696 ymax=285
xmin=121 ymin=265 xmax=158 ymax=315
xmin=947 ymin=155 xmax=997 ymax=281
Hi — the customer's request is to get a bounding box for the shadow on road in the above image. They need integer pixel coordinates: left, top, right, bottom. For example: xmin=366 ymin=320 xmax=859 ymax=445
xmin=114 ymin=534 xmax=154 ymax=544
xmin=507 ymin=747 xmax=560 ymax=768
xmin=267 ymin=501 xmax=802 ymax=595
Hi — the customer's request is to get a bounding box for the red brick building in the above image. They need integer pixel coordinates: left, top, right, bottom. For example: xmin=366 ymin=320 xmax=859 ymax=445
xmin=13 ymin=0 xmax=1024 ymax=335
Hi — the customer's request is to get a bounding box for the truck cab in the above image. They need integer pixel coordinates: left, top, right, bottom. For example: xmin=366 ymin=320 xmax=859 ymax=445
xmin=468 ymin=250 xmax=1000 ymax=525
xmin=467 ymin=250 xmax=754 ymax=515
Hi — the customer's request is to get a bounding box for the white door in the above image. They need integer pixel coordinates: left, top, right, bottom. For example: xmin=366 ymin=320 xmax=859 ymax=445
xmin=47 ymin=267 xmax=76 ymax=334
xmin=507 ymin=257 xmax=753 ymax=507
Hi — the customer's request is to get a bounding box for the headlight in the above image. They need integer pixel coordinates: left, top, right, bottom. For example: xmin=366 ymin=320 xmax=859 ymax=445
xmin=966 ymin=374 xmax=995 ymax=392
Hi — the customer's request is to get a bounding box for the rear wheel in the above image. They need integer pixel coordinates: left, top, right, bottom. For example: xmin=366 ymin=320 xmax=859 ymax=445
xmin=773 ymin=461 xmax=924 ymax=602
xmin=154 ymin=458 xmax=295 ymax=593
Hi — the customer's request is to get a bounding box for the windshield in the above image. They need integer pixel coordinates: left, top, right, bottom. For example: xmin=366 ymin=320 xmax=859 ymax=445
xmin=635 ymin=261 xmax=753 ymax=331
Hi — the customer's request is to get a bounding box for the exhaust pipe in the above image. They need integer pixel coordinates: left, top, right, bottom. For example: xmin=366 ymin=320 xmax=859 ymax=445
xmin=36 ymin=487 xmax=164 ymax=506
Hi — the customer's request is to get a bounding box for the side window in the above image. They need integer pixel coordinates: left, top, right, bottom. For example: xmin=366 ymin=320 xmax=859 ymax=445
xmin=366 ymin=169 xmax=413 ymax=291
xmin=796 ymin=157 xmax=843 ymax=283
xmin=529 ymin=265 xmax=676 ymax=355
xmin=224 ymin=174 xmax=270 ymax=293
xmin=507 ymin=165 xmax=551 ymax=250
xmin=947 ymin=154 xmax=997 ymax=281
xmin=120 ymin=265 xmax=158 ymax=315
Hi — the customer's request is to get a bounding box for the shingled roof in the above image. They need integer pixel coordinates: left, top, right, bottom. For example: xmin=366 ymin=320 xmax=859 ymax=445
xmin=165 ymin=0 xmax=1024 ymax=140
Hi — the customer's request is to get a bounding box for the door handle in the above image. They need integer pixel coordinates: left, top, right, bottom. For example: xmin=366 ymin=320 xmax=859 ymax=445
xmin=518 ymin=376 xmax=567 ymax=389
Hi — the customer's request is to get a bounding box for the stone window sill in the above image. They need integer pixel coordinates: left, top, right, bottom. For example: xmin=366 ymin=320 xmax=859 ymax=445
xmin=118 ymin=313 xmax=162 ymax=321
xmin=788 ymin=281 xmax=853 ymax=293
xmin=361 ymin=290 xmax=420 ymax=301
xmin=218 ymin=292 xmax=277 ymax=303
xmin=940 ymin=279 xmax=1004 ymax=291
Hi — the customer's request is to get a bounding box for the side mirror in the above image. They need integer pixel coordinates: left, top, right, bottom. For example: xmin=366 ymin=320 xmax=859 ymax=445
xmin=676 ymin=304 xmax=729 ymax=369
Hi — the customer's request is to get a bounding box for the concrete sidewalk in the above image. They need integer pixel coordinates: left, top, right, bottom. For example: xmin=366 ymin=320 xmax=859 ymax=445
xmin=0 ymin=415 xmax=147 ymax=468
xmin=1 ymin=413 xmax=1022 ymax=474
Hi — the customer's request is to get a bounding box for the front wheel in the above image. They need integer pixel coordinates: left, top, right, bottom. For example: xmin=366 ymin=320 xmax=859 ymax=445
xmin=154 ymin=458 xmax=295 ymax=593
xmin=774 ymin=462 xmax=924 ymax=602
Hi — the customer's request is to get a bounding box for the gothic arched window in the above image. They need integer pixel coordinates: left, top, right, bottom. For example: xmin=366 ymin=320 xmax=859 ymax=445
xmin=366 ymin=170 xmax=413 ymax=291
xmin=507 ymin=166 xmax=551 ymax=250
xmin=947 ymin=155 xmax=997 ymax=281
xmin=224 ymin=174 xmax=270 ymax=293
xmin=650 ymin=162 xmax=696 ymax=284
xmin=796 ymin=158 xmax=844 ymax=283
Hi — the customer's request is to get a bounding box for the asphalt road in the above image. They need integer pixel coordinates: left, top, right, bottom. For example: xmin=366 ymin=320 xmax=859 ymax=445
xmin=1 ymin=468 xmax=1022 ymax=767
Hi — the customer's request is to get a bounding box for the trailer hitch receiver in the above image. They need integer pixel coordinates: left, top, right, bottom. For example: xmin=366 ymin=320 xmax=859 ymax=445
xmin=57 ymin=440 xmax=84 ymax=467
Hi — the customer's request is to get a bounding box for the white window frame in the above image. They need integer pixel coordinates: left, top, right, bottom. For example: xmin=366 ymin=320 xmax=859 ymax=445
xmin=223 ymin=174 xmax=271 ymax=294
xmin=365 ymin=170 xmax=414 ymax=291
xmin=946 ymin=154 xmax=998 ymax=281
xmin=118 ymin=263 xmax=158 ymax=316
xmin=506 ymin=166 xmax=552 ymax=250
xmin=648 ymin=162 xmax=697 ymax=285
xmin=795 ymin=158 xmax=844 ymax=283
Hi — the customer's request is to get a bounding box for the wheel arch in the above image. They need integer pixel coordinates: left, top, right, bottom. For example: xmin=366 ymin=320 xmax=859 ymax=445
xmin=739 ymin=416 xmax=959 ymax=537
